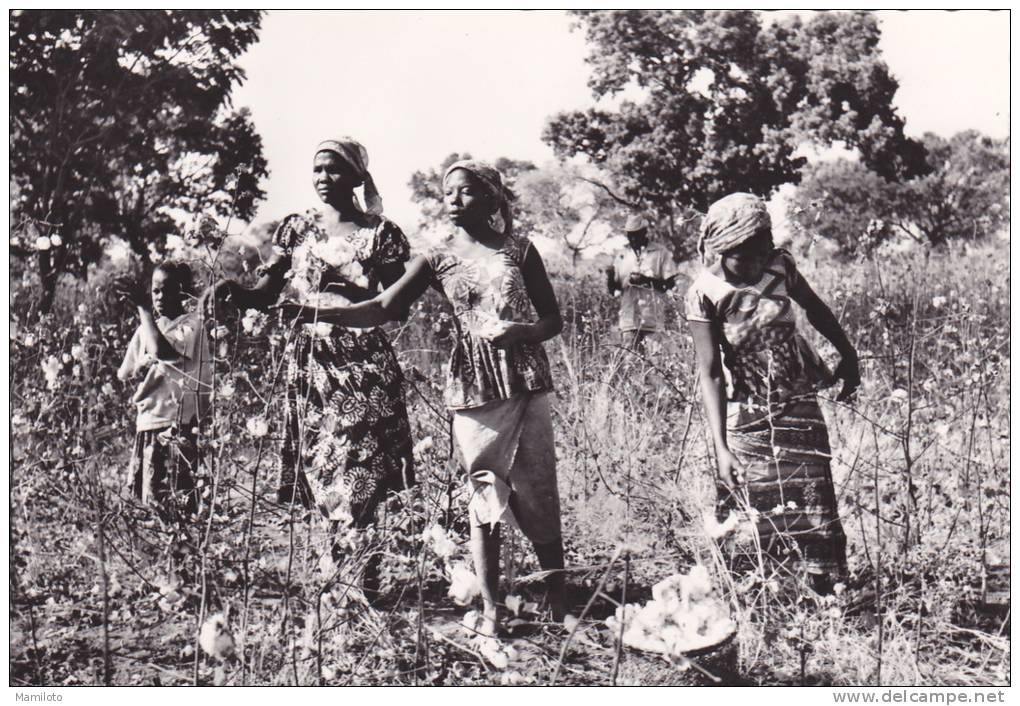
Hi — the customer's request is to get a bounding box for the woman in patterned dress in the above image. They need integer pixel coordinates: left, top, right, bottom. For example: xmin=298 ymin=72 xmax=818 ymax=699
xmin=210 ymin=138 xmax=414 ymax=591
xmin=280 ymin=160 xmax=567 ymax=635
xmin=685 ymin=193 xmax=860 ymax=592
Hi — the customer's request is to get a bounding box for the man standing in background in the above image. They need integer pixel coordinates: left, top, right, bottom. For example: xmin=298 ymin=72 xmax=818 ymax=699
xmin=606 ymin=214 xmax=679 ymax=352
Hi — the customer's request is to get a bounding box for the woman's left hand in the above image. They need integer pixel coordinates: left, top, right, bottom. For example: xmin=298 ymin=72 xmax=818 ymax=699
xmin=110 ymin=276 xmax=149 ymax=310
xmin=486 ymin=322 xmax=532 ymax=349
xmin=833 ymin=353 xmax=861 ymax=402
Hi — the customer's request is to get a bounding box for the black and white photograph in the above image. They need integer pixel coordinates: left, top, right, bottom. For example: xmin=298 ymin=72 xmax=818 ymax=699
xmin=7 ymin=9 xmax=1011 ymax=693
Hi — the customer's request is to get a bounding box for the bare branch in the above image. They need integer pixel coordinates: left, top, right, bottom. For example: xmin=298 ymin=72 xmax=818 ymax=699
xmin=575 ymin=176 xmax=640 ymax=209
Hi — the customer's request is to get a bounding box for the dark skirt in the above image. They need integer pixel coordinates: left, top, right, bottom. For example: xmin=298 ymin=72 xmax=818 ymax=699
xmin=717 ymin=394 xmax=847 ymax=582
xmin=278 ymin=324 xmax=415 ymax=527
xmin=130 ymin=425 xmax=199 ymax=523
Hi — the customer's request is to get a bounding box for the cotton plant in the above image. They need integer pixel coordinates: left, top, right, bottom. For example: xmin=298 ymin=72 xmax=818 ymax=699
xmin=418 ymin=523 xmax=487 ymax=608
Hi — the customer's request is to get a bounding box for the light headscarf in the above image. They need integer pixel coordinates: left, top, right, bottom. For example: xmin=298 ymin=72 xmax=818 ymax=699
xmin=698 ymin=192 xmax=772 ymax=263
xmin=315 ymin=138 xmax=384 ymax=216
xmin=442 ymin=160 xmax=515 ymax=236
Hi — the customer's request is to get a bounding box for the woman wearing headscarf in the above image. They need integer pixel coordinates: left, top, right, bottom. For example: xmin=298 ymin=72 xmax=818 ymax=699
xmin=279 ymin=160 xmax=567 ymax=636
xmin=684 ymin=193 xmax=860 ymax=592
xmin=209 ymin=138 xmax=415 ymax=595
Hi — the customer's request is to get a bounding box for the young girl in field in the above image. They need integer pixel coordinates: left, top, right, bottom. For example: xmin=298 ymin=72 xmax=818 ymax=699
xmin=685 ymin=193 xmax=860 ymax=592
xmin=116 ymin=262 xmax=211 ymax=524
xmin=278 ymin=160 xmax=568 ymax=635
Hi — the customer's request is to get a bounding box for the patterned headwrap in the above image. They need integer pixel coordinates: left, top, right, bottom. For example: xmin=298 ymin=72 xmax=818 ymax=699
xmin=698 ymin=192 xmax=772 ymax=263
xmin=442 ymin=160 xmax=515 ymax=236
xmin=315 ymin=138 xmax=384 ymax=216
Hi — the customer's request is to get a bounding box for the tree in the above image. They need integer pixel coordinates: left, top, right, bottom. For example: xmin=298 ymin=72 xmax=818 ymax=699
xmin=10 ymin=10 xmax=269 ymax=312
xmin=900 ymin=131 xmax=1009 ymax=247
xmin=543 ymin=10 xmax=927 ymax=253
xmin=513 ymin=165 xmax=625 ymax=266
xmin=788 ymin=131 xmax=1009 ymax=255
xmin=786 ymin=158 xmax=901 ymax=256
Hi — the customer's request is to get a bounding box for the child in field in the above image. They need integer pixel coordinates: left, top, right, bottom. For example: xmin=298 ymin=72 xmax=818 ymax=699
xmin=685 ymin=193 xmax=860 ymax=592
xmin=116 ymin=262 xmax=211 ymax=524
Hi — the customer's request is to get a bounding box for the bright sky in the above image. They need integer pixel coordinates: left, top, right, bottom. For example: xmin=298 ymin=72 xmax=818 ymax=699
xmin=231 ymin=10 xmax=1010 ymax=233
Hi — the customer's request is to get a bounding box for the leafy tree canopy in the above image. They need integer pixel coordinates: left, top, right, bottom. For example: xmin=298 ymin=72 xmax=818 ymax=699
xmin=10 ymin=10 xmax=269 ymax=311
xmin=543 ymin=10 xmax=927 ymax=246
xmin=789 ymin=130 xmax=1009 ymax=256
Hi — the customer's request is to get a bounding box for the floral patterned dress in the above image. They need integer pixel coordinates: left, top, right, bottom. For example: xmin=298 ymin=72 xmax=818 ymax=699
xmin=425 ymin=232 xmax=554 ymax=410
xmin=273 ymin=210 xmax=414 ymax=526
xmin=424 ymin=232 xmax=561 ymax=543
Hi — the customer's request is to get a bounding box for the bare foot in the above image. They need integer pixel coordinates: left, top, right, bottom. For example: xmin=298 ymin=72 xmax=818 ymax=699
xmin=479 ymin=606 xmax=502 ymax=638
xmin=545 ymin=586 xmax=568 ymax=623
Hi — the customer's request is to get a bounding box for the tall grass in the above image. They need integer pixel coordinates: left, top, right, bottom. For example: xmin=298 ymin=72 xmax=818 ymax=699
xmin=8 ymin=239 xmax=1009 ymax=685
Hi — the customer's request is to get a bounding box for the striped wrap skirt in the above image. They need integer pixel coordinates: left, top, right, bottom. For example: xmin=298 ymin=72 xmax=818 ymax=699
xmin=717 ymin=394 xmax=847 ymax=580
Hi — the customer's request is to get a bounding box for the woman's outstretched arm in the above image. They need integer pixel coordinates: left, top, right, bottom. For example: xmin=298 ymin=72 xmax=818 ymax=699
xmin=206 ymin=255 xmax=291 ymax=313
xmin=789 ymin=275 xmax=861 ymax=401
xmin=278 ymin=255 xmax=433 ymax=328
xmin=690 ymin=320 xmax=743 ymax=489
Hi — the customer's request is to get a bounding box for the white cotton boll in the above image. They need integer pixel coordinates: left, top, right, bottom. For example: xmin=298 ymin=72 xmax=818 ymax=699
xmin=652 ymin=575 xmax=680 ymax=602
xmin=447 ymin=564 xmax=481 ymax=606
xmin=199 ymin=613 xmax=235 ymax=660
xmin=35 ymin=236 xmax=51 ymax=251
xmin=460 ymin=609 xmax=482 ymax=635
xmin=241 ymin=309 xmax=268 ymax=336
xmin=423 ymin=524 xmax=458 ymax=559
xmin=477 ymin=637 xmax=509 ymax=669
xmin=703 ymin=511 xmax=740 ymax=539
xmin=70 ymin=344 xmax=84 ymax=361
xmin=412 ymin=436 xmax=434 ymax=457
xmin=504 ymin=594 xmax=522 ymax=616
xmin=682 ymin=565 xmax=713 ymax=603
xmin=49 ymin=234 xmax=62 ymax=247
xmin=219 ymin=382 xmax=235 ymax=399
xmin=612 ymin=566 xmax=733 ymax=656
xmin=41 ymin=355 xmax=61 ymax=389
xmin=246 ymin=417 xmax=269 ymax=438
